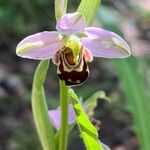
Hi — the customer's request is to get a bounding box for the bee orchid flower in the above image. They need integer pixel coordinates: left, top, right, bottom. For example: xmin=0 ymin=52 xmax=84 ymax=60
xmin=16 ymin=12 xmax=131 ymax=86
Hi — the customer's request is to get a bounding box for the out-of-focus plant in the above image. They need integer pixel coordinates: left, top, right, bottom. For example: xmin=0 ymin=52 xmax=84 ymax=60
xmin=115 ymin=58 xmax=150 ymax=150
xmin=0 ymin=0 xmax=55 ymax=35
xmin=97 ymin=5 xmax=150 ymax=150
xmin=15 ymin=1 xmax=131 ymax=150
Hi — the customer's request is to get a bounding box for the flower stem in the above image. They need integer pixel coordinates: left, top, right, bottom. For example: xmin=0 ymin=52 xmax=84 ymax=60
xmin=59 ymin=80 xmax=69 ymax=150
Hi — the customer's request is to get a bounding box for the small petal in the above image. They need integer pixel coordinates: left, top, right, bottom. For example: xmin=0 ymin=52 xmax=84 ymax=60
xmin=56 ymin=12 xmax=86 ymax=34
xmin=16 ymin=31 xmax=64 ymax=60
xmin=82 ymin=47 xmax=93 ymax=62
xmin=48 ymin=104 xmax=75 ymax=130
xmin=81 ymin=27 xmax=131 ymax=58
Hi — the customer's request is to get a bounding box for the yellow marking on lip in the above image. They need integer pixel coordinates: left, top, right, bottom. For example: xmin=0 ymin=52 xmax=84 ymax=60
xmin=68 ymin=79 xmax=81 ymax=83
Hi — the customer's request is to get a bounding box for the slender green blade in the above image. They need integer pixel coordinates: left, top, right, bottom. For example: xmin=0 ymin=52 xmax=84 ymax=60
xmin=69 ymin=89 xmax=103 ymax=150
xmin=55 ymin=0 xmax=68 ymax=20
xmin=114 ymin=57 xmax=150 ymax=150
xmin=97 ymin=6 xmax=150 ymax=149
xmin=32 ymin=60 xmax=55 ymax=150
xmin=77 ymin=0 xmax=101 ymax=26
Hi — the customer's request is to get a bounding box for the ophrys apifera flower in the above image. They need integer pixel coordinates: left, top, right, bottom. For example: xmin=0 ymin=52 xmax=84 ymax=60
xmin=16 ymin=12 xmax=131 ymax=86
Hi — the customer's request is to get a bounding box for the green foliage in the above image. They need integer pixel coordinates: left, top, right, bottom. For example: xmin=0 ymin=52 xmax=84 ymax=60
xmin=0 ymin=0 xmax=55 ymax=35
xmin=77 ymin=0 xmax=101 ymax=26
xmin=31 ymin=60 xmax=55 ymax=150
xmin=69 ymin=89 xmax=104 ymax=150
xmin=114 ymin=57 xmax=150 ymax=150
xmin=97 ymin=5 xmax=150 ymax=150
xmin=12 ymin=124 xmax=41 ymax=150
xmin=84 ymin=91 xmax=110 ymax=117
xmin=97 ymin=5 xmax=121 ymax=33
xmin=55 ymin=0 xmax=68 ymax=20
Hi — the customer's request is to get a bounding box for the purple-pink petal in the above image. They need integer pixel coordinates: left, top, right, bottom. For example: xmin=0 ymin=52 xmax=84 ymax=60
xmin=16 ymin=31 xmax=64 ymax=60
xmin=81 ymin=27 xmax=131 ymax=58
xmin=56 ymin=12 xmax=86 ymax=34
xmin=48 ymin=104 xmax=75 ymax=130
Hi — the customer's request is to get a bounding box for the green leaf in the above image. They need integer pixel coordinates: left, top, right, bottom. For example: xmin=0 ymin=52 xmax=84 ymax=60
xmin=69 ymin=89 xmax=104 ymax=150
xmin=97 ymin=6 xmax=150 ymax=149
xmin=31 ymin=60 xmax=55 ymax=150
xmin=114 ymin=57 xmax=150 ymax=150
xmin=55 ymin=91 xmax=110 ymax=149
xmin=55 ymin=0 xmax=68 ymax=20
xmin=84 ymin=91 xmax=110 ymax=117
xmin=77 ymin=0 xmax=101 ymax=26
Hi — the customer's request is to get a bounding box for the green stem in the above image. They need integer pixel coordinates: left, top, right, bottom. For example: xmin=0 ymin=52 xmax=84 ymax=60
xmin=59 ymin=80 xmax=69 ymax=150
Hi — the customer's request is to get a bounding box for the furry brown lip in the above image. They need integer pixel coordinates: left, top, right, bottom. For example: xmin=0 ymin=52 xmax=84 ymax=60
xmin=53 ymin=47 xmax=89 ymax=86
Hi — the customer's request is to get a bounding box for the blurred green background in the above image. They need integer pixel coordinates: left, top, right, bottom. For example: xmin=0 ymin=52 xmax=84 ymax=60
xmin=0 ymin=0 xmax=150 ymax=150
